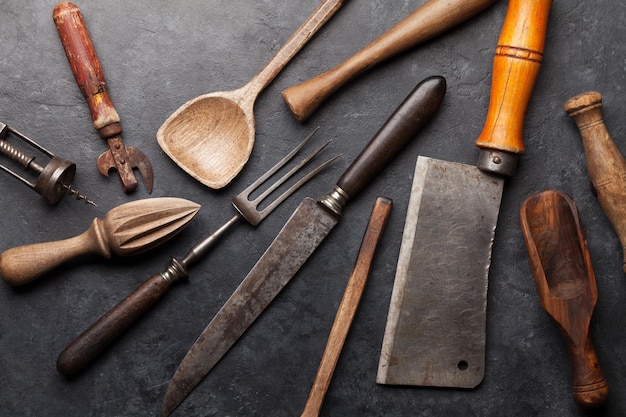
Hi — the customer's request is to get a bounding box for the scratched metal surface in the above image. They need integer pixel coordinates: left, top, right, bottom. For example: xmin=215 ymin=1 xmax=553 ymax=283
xmin=0 ymin=1 xmax=625 ymax=416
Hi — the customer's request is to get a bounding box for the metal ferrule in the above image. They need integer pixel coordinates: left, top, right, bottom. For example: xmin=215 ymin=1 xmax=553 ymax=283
xmin=318 ymin=185 xmax=350 ymax=217
xmin=476 ymin=149 xmax=518 ymax=177
xmin=160 ymin=257 xmax=188 ymax=284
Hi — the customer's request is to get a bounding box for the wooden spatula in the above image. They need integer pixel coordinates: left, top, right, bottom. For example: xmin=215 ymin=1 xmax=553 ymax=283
xmin=0 ymin=197 xmax=200 ymax=286
xmin=520 ymin=189 xmax=608 ymax=408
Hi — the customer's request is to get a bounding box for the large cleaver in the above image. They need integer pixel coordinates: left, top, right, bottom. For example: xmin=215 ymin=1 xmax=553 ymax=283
xmin=377 ymin=0 xmax=553 ymax=388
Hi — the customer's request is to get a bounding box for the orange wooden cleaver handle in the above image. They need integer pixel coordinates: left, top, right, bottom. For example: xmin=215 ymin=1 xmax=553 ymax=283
xmin=53 ymin=2 xmax=121 ymax=136
xmin=475 ymin=0 xmax=552 ymax=159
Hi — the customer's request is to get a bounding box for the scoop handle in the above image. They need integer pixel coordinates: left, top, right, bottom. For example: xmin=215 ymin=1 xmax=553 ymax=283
xmin=564 ymin=92 xmax=626 ymax=273
xmin=53 ymin=2 xmax=120 ymax=133
xmin=282 ymin=0 xmax=497 ymax=122
xmin=57 ymin=273 xmax=172 ymax=376
xmin=0 ymin=220 xmax=110 ymax=286
xmin=566 ymin=334 xmax=609 ymax=409
xmin=475 ymin=0 xmax=552 ymax=156
xmin=336 ymin=75 xmax=445 ymax=199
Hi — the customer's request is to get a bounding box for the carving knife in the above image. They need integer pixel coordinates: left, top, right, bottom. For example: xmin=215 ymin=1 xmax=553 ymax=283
xmin=160 ymin=75 xmax=447 ymax=416
xmin=377 ymin=0 xmax=553 ymax=388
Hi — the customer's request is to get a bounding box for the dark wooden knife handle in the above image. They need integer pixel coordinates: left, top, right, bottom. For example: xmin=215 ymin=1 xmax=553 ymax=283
xmin=53 ymin=2 xmax=121 ymax=137
xmin=564 ymin=92 xmax=626 ymax=273
xmin=337 ymin=75 xmax=445 ymax=198
xmin=57 ymin=273 xmax=172 ymax=376
xmin=475 ymin=0 xmax=552 ymax=156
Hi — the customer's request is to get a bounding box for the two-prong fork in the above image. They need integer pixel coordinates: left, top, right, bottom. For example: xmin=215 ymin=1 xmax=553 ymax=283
xmin=56 ymin=129 xmax=340 ymax=376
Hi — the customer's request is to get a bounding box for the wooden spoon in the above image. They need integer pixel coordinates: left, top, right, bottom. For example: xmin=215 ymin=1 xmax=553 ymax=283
xmin=157 ymin=0 xmax=345 ymax=189
xmin=520 ymin=189 xmax=608 ymax=409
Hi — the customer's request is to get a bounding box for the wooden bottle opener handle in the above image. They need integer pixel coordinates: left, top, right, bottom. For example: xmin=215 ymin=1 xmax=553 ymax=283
xmin=475 ymin=0 xmax=552 ymax=155
xmin=281 ymin=0 xmax=497 ymax=122
xmin=53 ymin=2 xmax=120 ymax=136
xmin=564 ymin=91 xmax=626 ymax=273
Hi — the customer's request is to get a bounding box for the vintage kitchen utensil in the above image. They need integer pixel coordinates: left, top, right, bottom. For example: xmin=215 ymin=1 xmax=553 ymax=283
xmin=520 ymin=190 xmax=609 ymax=408
xmin=56 ymin=130 xmax=338 ymax=376
xmin=161 ymin=75 xmax=446 ymax=417
xmin=301 ymin=196 xmax=392 ymax=417
xmin=156 ymin=0 xmax=345 ymax=190
xmin=377 ymin=0 xmax=552 ymax=388
xmin=565 ymin=91 xmax=626 ymax=273
xmin=53 ymin=2 xmax=154 ymax=193
xmin=282 ymin=0 xmax=497 ymax=122
xmin=0 ymin=122 xmax=95 ymax=206
xmin=0 ymin=197 xmax=200 ymax=287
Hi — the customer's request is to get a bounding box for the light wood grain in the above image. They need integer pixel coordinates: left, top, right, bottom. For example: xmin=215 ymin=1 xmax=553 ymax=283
xmin=0 ymin=197 xmax=200 ymax=286
xmin=282 ymin=0 xmax=498 ymax=122
xmin=157 ymin=0 xmax=345 ymax=189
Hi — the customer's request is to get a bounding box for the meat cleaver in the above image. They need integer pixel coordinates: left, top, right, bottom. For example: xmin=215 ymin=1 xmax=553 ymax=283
xmin=377 ymin=0 xmax=553 ymax=388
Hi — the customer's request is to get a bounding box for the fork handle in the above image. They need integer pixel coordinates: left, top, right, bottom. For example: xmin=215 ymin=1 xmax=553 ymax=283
xmin=337 ymin=75 xmax=445 ymax=198
xmin=57 ymin=272 xmax=174 ymax=376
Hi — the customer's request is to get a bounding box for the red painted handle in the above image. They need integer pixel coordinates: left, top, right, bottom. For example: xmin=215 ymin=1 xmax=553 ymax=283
xmin=53 ymin=2 xmax=120 ymax=136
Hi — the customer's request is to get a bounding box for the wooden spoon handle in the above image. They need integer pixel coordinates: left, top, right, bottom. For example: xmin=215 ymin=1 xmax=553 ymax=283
xmin=245 ymin=0 xmax=345 ymax=98
xmin=57 ymin=272 xmax=172 ymax=376
xmin=567 ymin=336 xmax=609 ymax=409
xmin=53 ymin=2 xmax=120 ymax=134
xmin=0 ymin=220 xmax=109 ymax=286
xmin=282 ymin=0 xmax=497 ymax=122
xmin=564 ymin=91 xmax=626 ymax=273
xmin=301 ymin=196 xmax=392 ymax=417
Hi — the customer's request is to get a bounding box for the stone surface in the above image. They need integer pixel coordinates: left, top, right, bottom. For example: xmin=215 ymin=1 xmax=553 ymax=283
xmin=0 ymin=0 xmax=625 ymax=416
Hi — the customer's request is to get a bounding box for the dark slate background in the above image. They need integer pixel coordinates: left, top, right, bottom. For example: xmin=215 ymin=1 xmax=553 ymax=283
xmin=1 ymin=1 xmax=625 ymax=416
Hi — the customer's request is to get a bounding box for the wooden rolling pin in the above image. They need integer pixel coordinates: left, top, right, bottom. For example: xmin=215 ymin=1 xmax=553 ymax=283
xmin=564 ymin=91 xmax=626 ymax=273
xmin=0 ymin=197 xmax=200 ymax=286
xmin=281 ymin=0 xmax=498 ymax=122
xmin=520 ymin=190 xmax=608 ymax=409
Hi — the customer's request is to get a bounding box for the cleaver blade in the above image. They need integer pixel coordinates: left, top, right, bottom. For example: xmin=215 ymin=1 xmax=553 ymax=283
xmin=377 ymin=0 xmax=553 ymax=388
xmin=377 ymin=156 xmax=503 ymax=387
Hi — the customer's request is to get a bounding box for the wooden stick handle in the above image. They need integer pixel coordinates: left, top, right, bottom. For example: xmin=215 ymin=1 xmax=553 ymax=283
xmin=0 ymin=220 xmax=110 ymax=286
xmin=245 ymin=0 xmax=345 ymax=98
xmin=566 ymin=333 xmax=609 ymax=408
xmin=282 ymin=0 xmax=497 ymax=122
xmin=53 ymin=2 xmax=120 ymax=135
xmin=564 ymin=91 xmax=626 ymax=273
xmin=301 ymin=196 xmax=392 ymax=417
xmin=475 ymin=0 xmax=552 ymax=157
xmin=57 ymin=272 xmax=173 ymax=376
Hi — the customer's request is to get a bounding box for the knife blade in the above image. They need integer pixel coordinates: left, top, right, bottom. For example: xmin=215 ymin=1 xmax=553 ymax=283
xmin=377 ymin=0 xmax=553 ymax=388
xmin=160 ymin=74 xmax=447 ymax=416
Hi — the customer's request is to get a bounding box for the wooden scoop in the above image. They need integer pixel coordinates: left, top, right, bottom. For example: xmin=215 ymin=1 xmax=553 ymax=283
xmin=520 ymin=190 xmax=608 ymax=409
xmin=157 ymin=0 xmax=345 ymax=189
xmin=281 ymin=0 xmax=497 ymax=122
xmin=0 ymin=197 xmax=200 ymax=286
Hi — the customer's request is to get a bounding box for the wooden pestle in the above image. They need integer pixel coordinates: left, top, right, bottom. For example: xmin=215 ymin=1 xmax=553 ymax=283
xmin=565 ymin=91 xmax=626 ymax=273
xmin=0 ymin=197 xmax=200 ymax=286
xmin=520 ymin=190 xmax=608 ymax=409
xmin=281 ymin=0 xmax=498 ymax=122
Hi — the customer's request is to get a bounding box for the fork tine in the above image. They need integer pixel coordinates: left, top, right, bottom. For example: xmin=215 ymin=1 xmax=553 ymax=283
xmin=233 ymin=128 xmax=340 ymax=226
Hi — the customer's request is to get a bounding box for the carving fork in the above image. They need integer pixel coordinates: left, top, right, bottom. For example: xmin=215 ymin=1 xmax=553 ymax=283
xmin=56 ymin=128 xmax=339 ymax=375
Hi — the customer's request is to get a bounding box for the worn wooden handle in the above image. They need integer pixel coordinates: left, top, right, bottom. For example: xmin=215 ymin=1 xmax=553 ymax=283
xmin=475 ymin=0 xmax=552 ymax=155
xmin=337 ymin=75 xmax=445 ymax=198
xmin=566 ymin=335 xmax=609 ymax=408
xmin=564 ymin=91 xmax=626 ymax=273
xmin=301 ymin=196 xmax=392 ymax=417
xmin=57 ymin=273 xmax=173 ymax=376
xmin=245 ymin=0 xmax=345 ymax=98
xmin=53 ymin=2 xmax=120 ymax=134
xmin=282 ymin=0 xmax=497 ymax=122
xmin=0 ymin=220 xmax=110 ymax=286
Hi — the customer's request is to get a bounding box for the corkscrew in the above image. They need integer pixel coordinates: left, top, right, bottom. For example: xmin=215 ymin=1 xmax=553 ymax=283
xmin=0 ymin=122 xmax=96 ymax=206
